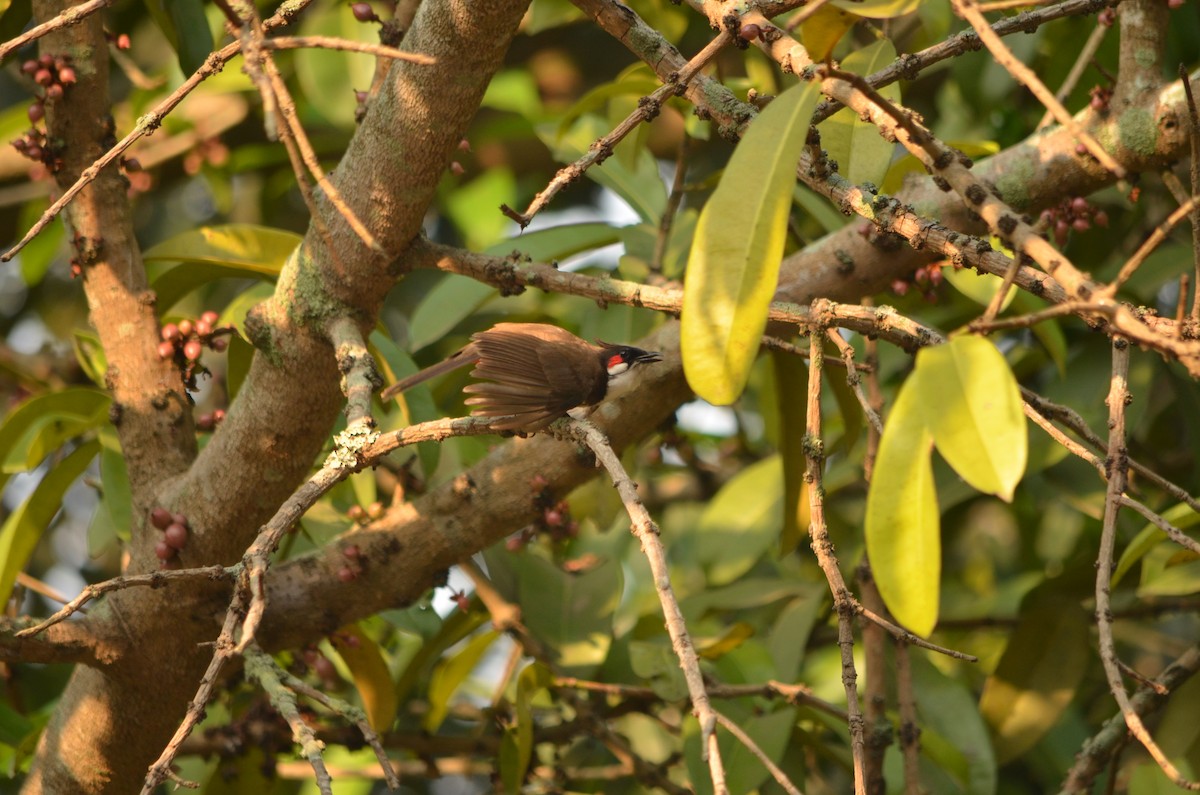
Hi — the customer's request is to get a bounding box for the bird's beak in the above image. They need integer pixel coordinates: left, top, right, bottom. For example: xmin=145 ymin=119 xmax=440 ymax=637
xmin=635 ymin=350 xmax=663 ymax=365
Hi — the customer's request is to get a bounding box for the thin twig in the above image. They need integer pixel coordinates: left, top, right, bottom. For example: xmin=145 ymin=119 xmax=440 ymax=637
xmin=713 ymin=710 xmax=803 ymax=795
xmin=263 ymin=35 xmax=434 ymax=63
xmin=1104 ymin=195 xmax=1200 ymax=296
xmin=825 ymin=329 xmax=883 ymax=433
xmin=501 ymin=30 xmax=732 ymax=228
xmin=894 ymin=641 xmax=921 ymax=794
xmin=952 ymin=0 xmax=1125 ymax=178
xmin=0 ymin=0 xmax=110 ymax=62
xmin=244 ymin=644 xmax=334 ymax=794
xmin=558 ymin=418 xmax=728 ymax=795
xmin=803 ymin=333 xmax=867 ymax=794
xmin=16 ymin=566 xmax=234 ymax=638
xmin=1178 ymin=66 xmax=1200 ymax=321
xmin=1037 ymin=21 xmax=1108 ymax=130
xmin=1095 ymin=339 xmax=1200 ymax=790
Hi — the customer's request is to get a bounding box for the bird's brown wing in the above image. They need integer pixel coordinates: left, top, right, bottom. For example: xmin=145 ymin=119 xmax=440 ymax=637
xmin=462 ymin=324 xmax=602 ymax=431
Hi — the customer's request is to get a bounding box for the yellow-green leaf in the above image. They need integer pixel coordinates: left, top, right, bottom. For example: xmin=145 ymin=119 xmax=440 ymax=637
xmin=832 ymin=0 xmax=921 ymax=17
xmin=943 ymin=264 xmax=1016 ymax=312
xmin=865 ymin=379 xmax=939 ymax=636
xmin=771 ymin=350 xmax=810 ymax=555
xmin=914 ymin=336 xmax=1027 ymax=501
xmin=682 ymin=80 xmax=822 ymax=405
xmin=979 ymin=582 xmax=1089 ymax=763
xmin=424 ymin=629 xmax=500 ymax=733
xmin=818 ymin=39 xmax=900 ymax=187
xmin=330 ymin=623 xmax=399 ymax=733
xmin=800 ymin=5 xmax=859 ymax=60
xmin=0 ymin=440 xmax=100 ymax=607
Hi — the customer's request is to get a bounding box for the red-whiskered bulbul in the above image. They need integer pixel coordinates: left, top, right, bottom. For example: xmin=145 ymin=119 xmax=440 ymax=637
xmin=380 ymin=323 xmax=662 ymax=431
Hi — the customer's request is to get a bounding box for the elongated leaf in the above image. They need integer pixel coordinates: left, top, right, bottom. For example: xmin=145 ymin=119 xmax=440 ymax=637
xmin=800 ymin=5 xmax=859 ymax=60
xmin=693 ymin=456 xmax=783 ymax=585
xmin=1113 ymin=504 xmax=1200 ymax=586
xmin=331 ymin=623 xmax=399 ymax=732
xmin=914 ymin=336 xmax=1027 ymax=501
xmin=818 ymin=39 xmax=900 ymax=187
xmin=681 ymin=80 xmax=821 ymax=405
xmin=145 ymin=225 xmax=300 ymax=311
xmin=0 ymin=440 xmax=100 ymax=606
xmin=0 ymin=387 xmax=110 ymax=474
xmin=515 ymin=552 xmax=622 ymax=675
xmin=831 ymin=0 xmax=921 ymax=17
xmin=979 ymin=581 xmax=1089 ymax=763
xmin=424 ymin=628 xmax=500 ymax=733
xmin=865 ymin=379 xmax=939 ymax=636
xmin=772 ymin=351 xmax=810 ymax=555
xmin=943 ymin=265 xmax=1016 ymax=312
xmin=501 ymin=662 xmax=551 ymax=793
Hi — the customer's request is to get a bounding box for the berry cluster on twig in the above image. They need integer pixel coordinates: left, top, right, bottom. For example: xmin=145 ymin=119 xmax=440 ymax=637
xmin=158 ymin=310 xmax=235 ymax=393
xmin=149 ymin=508 xmax=191 ymax=568
xmin=1039 ymin=196 xmax=1109 ymax=247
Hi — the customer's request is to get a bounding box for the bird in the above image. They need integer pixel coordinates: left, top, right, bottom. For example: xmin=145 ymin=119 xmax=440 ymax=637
xmin=380 ymin=322 xmax=662 ymax=432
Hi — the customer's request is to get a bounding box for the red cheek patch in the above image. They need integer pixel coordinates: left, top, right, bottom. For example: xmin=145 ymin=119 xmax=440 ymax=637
xmin=607 ymin=354 xmax=624 ymax=369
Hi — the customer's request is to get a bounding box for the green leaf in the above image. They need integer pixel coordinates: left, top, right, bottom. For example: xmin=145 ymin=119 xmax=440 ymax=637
xmin=979 ymin=581 xmax=1089 ymax=763
xmin=0 ymin=700 xmax=32 ymax=747
xmin=0 ymin=387 xmax=110 ymax=474
xmin=331 ymin=624 xmax=399 ymax=733
xmin=501 ymin=662 xmax=551 ymax=792
xmin=145 ymin=225 xmax=299 ymax=312
xmin=911 ymin=653 xmax=998 ymax=794
xmin=293 ymin=3 xmax=379 ymax=125
xmin=0 ymin=0 xmax=30 ymax=60
xmin=818 ymin=39 xmax=900 ymax=187
xmin=831 ymin=0 xmax=921 ymax=17
xmin=424 ymin=628 xmax=500 ymax=733
xmin=865 ymin=378 xmax=939 ymax=636
xmin=693 ymin=456 xmax=784 ymax=585
xmin=370 ymin=330 xmax=440 ymax=477
xmin=71 ymin=331 xmax=108 ymax=389
xmin=538 ymin=115 xmax=667 ymax=223
xmin=166 ymin=0 xmax=214 ymax=74
xmin=914 ymin=335 xmax=1027 ymax=501
xmin=630 ymin=639 xmax=689 ymax=701
xmin=771 ymin=351 xmax=810 ymax=556
xmin=514 ymin=553 xmax=622 ymax=675
xmin=0 ymin=440 xmax=101 ymax=607
xmin=681 ymin=80 xmax=821 ymax=405
xmin=98 ymin=426 xmax=131 ymax=542
xmin=943 ymin=265 xmax=1016 ymax=312
xmin=1113 ymin=503 xmax=1200 ymax=587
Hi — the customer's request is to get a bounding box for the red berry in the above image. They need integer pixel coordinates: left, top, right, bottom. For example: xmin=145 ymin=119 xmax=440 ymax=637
xmin=21 ymin=60 xmax=38 ymax=76
xmin=1072 ymin=217 xmax=1090 ymax=232
xmin=183 ymin=340 xmax=202 ymax=361
xmin=177 ymin=319 xmax=193 ymax=337
xmin=891 ymin=279 xmax=909 ymax=296
xmin=161 ymin=323 xmax=181 ymax=342
xmin=1093 ymin=210 xmax=1109 ymax=227
xmin=172 ymin=513 xmax=189 ymax=529
xmin=314 ymin=654 xmax=337 ymax=680
xmin=506 ymin=536 xmax=525 ymax=552
xmin=1070 ymin=197 xmax=1088 ymax=214
xmin=150 ymin=507 xmax=173 ymax=530
xmin=1075 ymin=143 xmax=1088 ymax=155
xmin=212 ymin=409 xmax=225 ymax=422
xmin=200 ymin=310 xmax=219 ymax=325
xmin=57 ymin=66 xmax=75 ymax=85
xmin=544 ymin=509 xmax=563 ymax=527
xmin=34 ymin=68 xmax=53 ymax=86
xmin=210 ymin=338 xmax=227 ymax=352
xmin=195 ymin=319 xmax=213 ymax=337
xmin=1168 ymin=0 xmax=1184 ymax=8
xmin=343 ymin=544 xmax=361 ymax=559
xmin=123 ymin=157 xmax=142 ymax=172
xmin=928 ymin=266 xmax=944 ymax=287
xmin=116 ymin=33 xmax=131 ymax=49
xmin=337 ymin=566 xmax=357 ymax=582
xmin=27 ymin=103 xmax=44 ymax=123
xmin=738 ymin=23 xmax=762 ymax=41
xmin=154 ymin=540 xmax=174 ymax=560
xmin=196 ymin=413 xmax=214 ymax=431
xmin=45 ymin=84 xmax=63 ymax=101
xmin=164 ymin=522 xmax=189 ymax=549
xmin=449 ymin=161 xmax=464 ymax=176
xmin=348 ymin=505 xmax=365 ymax=520
xmin=367 ymin=501 xmax=383 ymax=519
xmin=25 ymin=144 xmax=43 ymax=161
xmin=157 ymin=341 xmax=176 ymax=359
xmin=38 ymin=54 xmax=53 ymax=69
xmin=350 ymin=2 xmax=378 ymax=22
xmin=457 ymin=138 xmax=471 ymax=152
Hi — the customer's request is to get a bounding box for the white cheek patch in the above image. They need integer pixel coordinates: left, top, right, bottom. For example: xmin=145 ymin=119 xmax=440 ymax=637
xmin=606 ymin=360 xmax=630 ymax=377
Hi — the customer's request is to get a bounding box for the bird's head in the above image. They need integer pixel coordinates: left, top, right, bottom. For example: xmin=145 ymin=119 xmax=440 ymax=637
xmin=599 ymin=345 xmax=662 ymax=392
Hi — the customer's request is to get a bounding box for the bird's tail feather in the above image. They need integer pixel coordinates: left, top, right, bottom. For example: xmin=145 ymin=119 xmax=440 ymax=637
xmin=379 ymin=347 xmax=479 ymax=400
